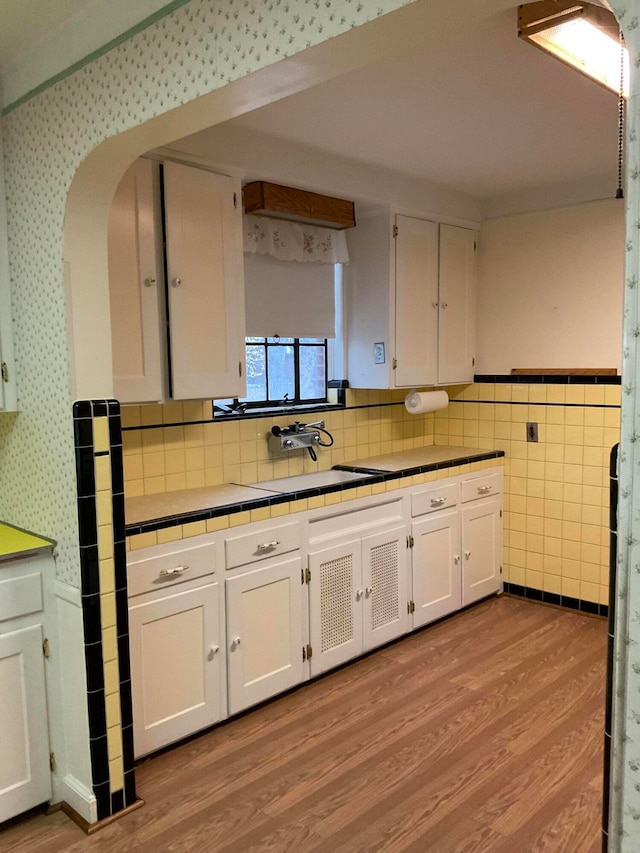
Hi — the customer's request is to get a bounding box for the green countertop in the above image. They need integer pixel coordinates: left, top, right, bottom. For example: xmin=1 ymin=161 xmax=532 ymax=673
xmin=0 ymin=522 xmax=55 ymax=561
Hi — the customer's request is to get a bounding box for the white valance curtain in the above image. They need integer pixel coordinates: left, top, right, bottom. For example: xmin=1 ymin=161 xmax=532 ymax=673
xmin=243 ymin=214 xmax=350 ymax=264
xmin=243 ymin=215 xmax=348 ymax=339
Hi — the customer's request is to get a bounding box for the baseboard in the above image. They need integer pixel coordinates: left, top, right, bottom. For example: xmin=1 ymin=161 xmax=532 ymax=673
xmin=61 ymin=798 xmax=144 ymax=834
xmin=56 ymin=774 xmax=97 ymax=825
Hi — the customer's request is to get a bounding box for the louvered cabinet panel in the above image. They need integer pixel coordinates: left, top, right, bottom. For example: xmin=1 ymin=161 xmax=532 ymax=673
xmin=361 ymin=525 xmax=409 ymax=651
xmin=308 ymin=540 xmax=363 ymax=676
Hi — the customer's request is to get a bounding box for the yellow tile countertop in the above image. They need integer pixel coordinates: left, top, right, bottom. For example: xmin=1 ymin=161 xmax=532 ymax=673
xmin=126 ymin=483 xmax=278 ymax=527
xmin=336 ymin=445 xmax=504 ymax=473
xmin=125 ymin=445 xmax=505 ymax=538
xmin=0 ymin=522 xmax=56 ymax=562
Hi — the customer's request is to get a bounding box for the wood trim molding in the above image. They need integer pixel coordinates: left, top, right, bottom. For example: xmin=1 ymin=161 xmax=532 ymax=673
xmin=243 ymin=181 xmax=356 ymax=229
xmin=60 ymin=798 xmax=145 ymax=834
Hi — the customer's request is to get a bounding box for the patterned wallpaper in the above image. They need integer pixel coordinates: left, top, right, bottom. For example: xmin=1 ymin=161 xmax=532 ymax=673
xmin=607 ymin=4 xmax=640 ymax=850
xmin=0 ymin=0 xmax=416 ymax=587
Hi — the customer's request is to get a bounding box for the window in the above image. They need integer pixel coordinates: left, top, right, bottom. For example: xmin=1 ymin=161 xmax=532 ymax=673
xmin=215 ymin=336 xmax=328 ymax=412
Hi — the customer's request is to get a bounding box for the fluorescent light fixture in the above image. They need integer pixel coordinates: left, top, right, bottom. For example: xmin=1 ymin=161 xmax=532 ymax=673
xmin=519 ymin=2 xmax=628 ymax=97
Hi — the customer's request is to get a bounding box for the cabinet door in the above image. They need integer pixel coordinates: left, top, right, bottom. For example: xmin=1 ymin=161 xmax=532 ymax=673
xmin=108 ymin=158 xmax=166 ymax=403
xmin=394 ymin=215 xmax=439 ymax=387
xmin=0 ymin=625 xmax=51 ymax=822
xmin=129 ymin=582 xmax=224 ymax=757
xmin=438 ymin=224 xmax=477 ymax=385
xmin=164 ymin=162 xmax=246 ymax=400
xmin=412 ymin=509 xmax=461 ymax=629
xmin=308 ymin=540 xmax=363 ymax=676
xmin=461 ymin=497 xmax=502 ymax=606
xmin=226 ymin=557 xmax=303 ymax=715
xmin=362 ymin=525 xmax=409 ymax=651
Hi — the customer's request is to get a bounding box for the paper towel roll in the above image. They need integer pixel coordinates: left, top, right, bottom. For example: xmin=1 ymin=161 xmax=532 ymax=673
xmin=404 ymin=389 xmax=449 ymax=414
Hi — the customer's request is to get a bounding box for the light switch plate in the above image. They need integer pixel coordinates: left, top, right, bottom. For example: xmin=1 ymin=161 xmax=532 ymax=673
xmin=374 ymin=342 xmax=385 ymax=364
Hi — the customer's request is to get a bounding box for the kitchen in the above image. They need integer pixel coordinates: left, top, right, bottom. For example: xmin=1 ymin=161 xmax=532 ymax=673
xmin=0 ymin=0 xmax=634 ymax=848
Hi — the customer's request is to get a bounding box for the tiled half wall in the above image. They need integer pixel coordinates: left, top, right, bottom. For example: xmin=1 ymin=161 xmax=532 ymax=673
xmin=122 ymin=380 xmax=620 ymax=609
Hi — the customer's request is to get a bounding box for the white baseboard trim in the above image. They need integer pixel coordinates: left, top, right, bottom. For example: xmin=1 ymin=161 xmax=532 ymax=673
xmin=57 ymin=774 xmax=97 ymax=824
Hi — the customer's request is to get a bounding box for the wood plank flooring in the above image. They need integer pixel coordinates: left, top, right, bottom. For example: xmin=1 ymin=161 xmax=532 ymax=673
xmin=0 ymin=596 xmax=607 ymax=853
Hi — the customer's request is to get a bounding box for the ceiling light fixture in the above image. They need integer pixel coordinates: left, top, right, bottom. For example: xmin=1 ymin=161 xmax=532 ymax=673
xmin=518 ymin=2 xmax=628 ymax=97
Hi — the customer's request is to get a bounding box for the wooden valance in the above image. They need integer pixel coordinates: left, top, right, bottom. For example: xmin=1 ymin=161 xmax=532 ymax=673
xmin=243 ymin=181 xmax=356 ymax=230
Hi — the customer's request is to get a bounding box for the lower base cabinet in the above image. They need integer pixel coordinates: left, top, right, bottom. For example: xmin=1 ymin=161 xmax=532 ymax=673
xmin=461 ymin=496 xmax=502 ymax=606
xmin=308 ymin=524 xmax=409 ymax=676
xmin=411 ymin=508 xmax=462 ymax=628
xmin=226 ymin=555 xmax=304 ymax=715
xmin=129 ymin=580 xmax=225 ymax=758
xmin=126 ymin=466 xmax=503 ymax=756
xmin=0 ymin=624 xmax=51 ymax=822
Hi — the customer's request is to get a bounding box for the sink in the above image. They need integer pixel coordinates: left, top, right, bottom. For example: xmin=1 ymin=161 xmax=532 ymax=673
xmin=246 ymin=470 xmax=373 ymax=494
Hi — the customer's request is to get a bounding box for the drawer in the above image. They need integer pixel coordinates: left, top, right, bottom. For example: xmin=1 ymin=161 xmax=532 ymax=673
xmin=128 ymin=535 xmax=216 ymax=598
xmin=411 ymin=481 xmax=459 ymax=517
xmin=461 ymin=470 xmax=502 ymax=503
xmin=225 ymin=522 xmax=301 ymax=570
xmin=308 ymin=497 xmax=404 ymax=545
xmin=0 ymin=572 xmax=43 ymax=622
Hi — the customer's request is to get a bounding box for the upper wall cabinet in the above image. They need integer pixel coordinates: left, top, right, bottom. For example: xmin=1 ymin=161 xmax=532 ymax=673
xmin=108 ymin=159 xmax=246 ymax=404
xmin=345 ymin=212 xmax=477 ymax=389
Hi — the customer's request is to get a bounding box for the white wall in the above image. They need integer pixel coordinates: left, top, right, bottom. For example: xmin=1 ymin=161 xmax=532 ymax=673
xmin=476 ymin=198 xmax=624 ymax=374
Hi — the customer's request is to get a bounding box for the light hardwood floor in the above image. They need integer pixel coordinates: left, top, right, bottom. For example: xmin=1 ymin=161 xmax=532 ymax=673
xmin=0 ymin=595 xmax=606 ymax=853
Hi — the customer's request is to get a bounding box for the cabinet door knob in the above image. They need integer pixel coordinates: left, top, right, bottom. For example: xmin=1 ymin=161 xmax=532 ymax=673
xmin=366 ymin=586 xmax=373 ymax=596
xmin=144 ymin=277 xmax=156 ymax=287
xmin=465 ymin=551 xmax=471 ymax=560
xmin=441 ymin=302 xmax=448 ymax=309
xmin=454 ymin=555 xmax=460 ymax=564
xmin=233 ymin=636 xmax=241 ymax=646
xmin=356 ymin=589 xmax=364 ymax=600
xmin=432 ymin=301 xmax=439 ymax=309
xmin=172 ymin=277 xmax=182 ymax=287
xmin=209 ymin=645 xmax=220 ymax=658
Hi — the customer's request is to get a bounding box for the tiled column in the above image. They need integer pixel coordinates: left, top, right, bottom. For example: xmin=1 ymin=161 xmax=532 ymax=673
xmin=73 ymin=400 xmax=137 ymax=821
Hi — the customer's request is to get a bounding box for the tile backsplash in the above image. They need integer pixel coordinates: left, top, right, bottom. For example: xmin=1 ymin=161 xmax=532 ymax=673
xmin=122 ymin=380 xmax=620 ymax=607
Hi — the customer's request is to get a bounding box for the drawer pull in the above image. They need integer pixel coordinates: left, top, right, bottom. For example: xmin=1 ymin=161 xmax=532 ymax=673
xmin=159 ymin=565 xmax=189 ymax=577
xmin=430 ymin=497 xmax=447 ymax=506
xmin=477 ymin=485 xmax=492 ymax=494
xmin=256 ymin=540 xmax=280 ymax=552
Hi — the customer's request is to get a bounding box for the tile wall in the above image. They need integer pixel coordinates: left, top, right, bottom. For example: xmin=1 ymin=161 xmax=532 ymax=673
xmin=122 ymin=380 xmax=620 ymax=607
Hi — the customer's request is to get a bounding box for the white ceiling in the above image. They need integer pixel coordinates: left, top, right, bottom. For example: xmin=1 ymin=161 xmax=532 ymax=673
xmin=0 ymin=0 xmax=620 ymax=209
xmin=226 ymin=5 xmax=619 ymax=206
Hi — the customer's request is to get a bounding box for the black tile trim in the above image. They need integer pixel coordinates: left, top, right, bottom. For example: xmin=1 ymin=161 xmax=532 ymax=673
xmin=454 ymin=399 xmax=619 ymax=409
xmin=504 ymin=582 xmax=607 ymax=616
xmin=125 ymin=451 xmax=506 ymax=537
xmin=474 ymin=373 xmax=621 ymax=385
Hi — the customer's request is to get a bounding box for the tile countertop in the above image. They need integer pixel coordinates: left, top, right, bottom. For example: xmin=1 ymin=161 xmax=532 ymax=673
xmin=335 ymin=445 xmax=504 ymax=474
xmin=125 ymin=446 xmax=505 ymax=535
xmin=0 ymin=522 xmax=56 ymax=562
xmin=125 ymin=483 xmax=277 ymax=527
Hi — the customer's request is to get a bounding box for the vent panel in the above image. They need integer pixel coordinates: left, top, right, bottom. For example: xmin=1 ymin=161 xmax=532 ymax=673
xmin=320 ymin=555 xmax=354 ymax=653
xmin=370 ymin=540 xmax=399 ymax=631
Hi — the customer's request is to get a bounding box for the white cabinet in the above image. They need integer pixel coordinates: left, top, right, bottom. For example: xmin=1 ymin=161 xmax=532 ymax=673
xmin=108 ymin=158 xmax=246 ymax=403
xmin=226 ymin=555 xmax=304 ymax=715
xmin=411 ymin=508 xmax=461 ymax=628
xmin=0 ymin=555 xmax=52 ymax=821
xmin=410 ymin=469 xmax=502 ymax=626
xmin=308 ymin=523 xmax=409 ymax=676
xmin=127 ymin=537 xmax=225 ymax=757
xmin=346 ymin=211 xmax=477 ymax=389
xmin=461 ymin=496 xmax=502 ymax=606
xmin=108 ymin=158 xmax=167 ymax=404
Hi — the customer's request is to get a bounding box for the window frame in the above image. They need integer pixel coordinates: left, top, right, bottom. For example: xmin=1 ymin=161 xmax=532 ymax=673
xmin=216 ymin=336 xmax=329 ymax=413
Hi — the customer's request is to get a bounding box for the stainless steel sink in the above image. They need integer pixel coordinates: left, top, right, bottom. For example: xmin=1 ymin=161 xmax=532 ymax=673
xmin=246 ymin=469 xmax=373 ymax=494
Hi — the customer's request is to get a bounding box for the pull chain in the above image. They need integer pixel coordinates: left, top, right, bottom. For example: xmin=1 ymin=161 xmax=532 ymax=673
xmin=616 ymin=29 xmax=625 ymax=200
